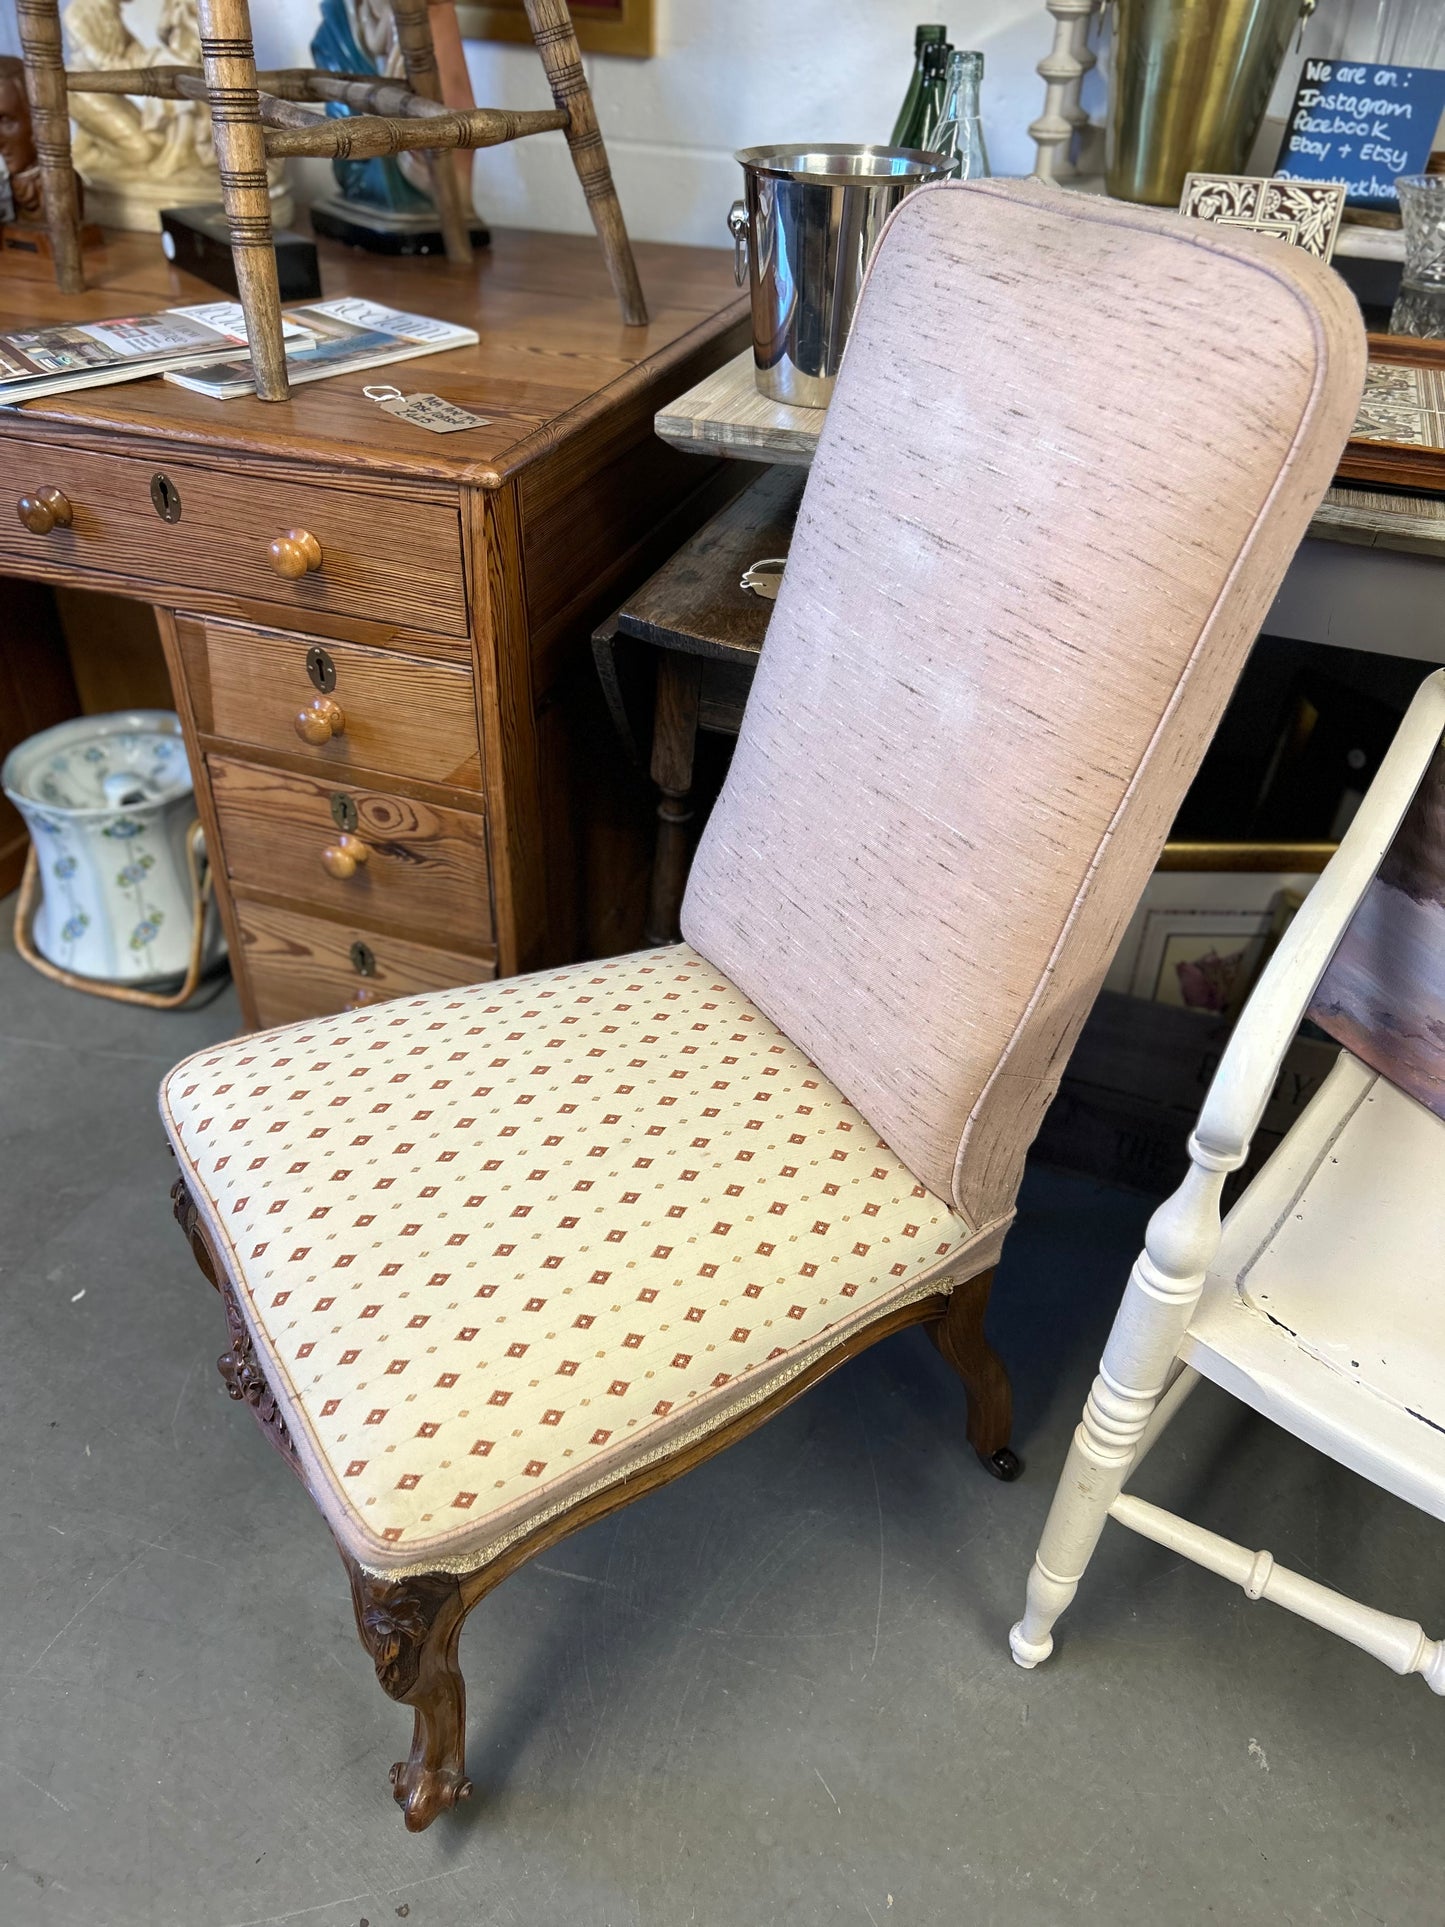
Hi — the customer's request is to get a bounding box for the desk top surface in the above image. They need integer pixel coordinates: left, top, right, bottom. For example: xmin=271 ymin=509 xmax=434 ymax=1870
xmin=0 ymin=227 xmax=747 ymax=486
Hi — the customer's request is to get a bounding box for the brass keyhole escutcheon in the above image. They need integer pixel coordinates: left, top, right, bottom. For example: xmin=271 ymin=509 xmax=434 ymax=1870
xmin=330 ymin=791 xmax=359 ymax=834
xmin=150 ymin=472 xmax=182 ymax=523
xmin=349 ymin=940 xmax=376 ymax=977
xmin=306 ymin=645 xmax=337 ymax=694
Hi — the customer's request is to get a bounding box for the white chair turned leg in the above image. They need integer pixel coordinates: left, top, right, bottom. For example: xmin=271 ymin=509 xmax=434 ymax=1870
xmin=1009 ymin=1150 xmax=1234 ymax=1668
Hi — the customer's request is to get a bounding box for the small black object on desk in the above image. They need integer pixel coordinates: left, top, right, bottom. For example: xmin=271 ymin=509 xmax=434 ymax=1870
xmin=160 ymin=203 xmax=322 ymax=302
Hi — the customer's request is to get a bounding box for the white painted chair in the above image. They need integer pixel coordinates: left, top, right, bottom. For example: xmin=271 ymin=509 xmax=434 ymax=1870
xmin=1011 ymin=668 xmax=1445 ymax=1692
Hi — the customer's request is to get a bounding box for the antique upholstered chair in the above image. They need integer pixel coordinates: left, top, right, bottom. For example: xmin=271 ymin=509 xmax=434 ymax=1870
xmin=161 ymin=180 xmax=1365 ymax=1828
xmin=1012 ymin=668 xmax=1445 ymax=1688
xmin=16 ymin=0 xmax=645 ymax=400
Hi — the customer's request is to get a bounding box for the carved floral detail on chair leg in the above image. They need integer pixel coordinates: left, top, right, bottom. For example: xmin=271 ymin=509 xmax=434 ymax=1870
xmin=171 ymin=1172 xmax=300 ymax=1474
xmin=171 ymin=1172 xmax=221 ymax=1291
xmin=347 ymin=1560 xmax=472 ymax=1830
xmin=930 ymin=1267 xmax=1021 ymax=1480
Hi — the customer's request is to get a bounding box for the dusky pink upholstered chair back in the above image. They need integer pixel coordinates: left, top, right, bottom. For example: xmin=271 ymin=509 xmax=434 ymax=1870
xmin=682 ymin=180 xmax=1365 ymax=1232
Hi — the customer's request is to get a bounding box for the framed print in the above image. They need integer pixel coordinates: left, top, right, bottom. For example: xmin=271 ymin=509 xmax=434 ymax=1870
xmin=1338 ymin=336 xmax=1445 ymax=493
xmin=1105 ymin=864 xmax=1322 ymax=1019
xmin=457 ymin=0 xmax=656 ymax=57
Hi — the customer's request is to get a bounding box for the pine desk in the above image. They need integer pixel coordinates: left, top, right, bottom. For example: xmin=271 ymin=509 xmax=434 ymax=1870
xmin=0 ymin=228 xmax=749 ymax=1026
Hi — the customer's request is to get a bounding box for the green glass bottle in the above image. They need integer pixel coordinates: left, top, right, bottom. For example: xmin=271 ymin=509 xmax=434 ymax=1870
xmin=890 ymin=24 xmax=948 ymax=148
xmin=909 ymin=40 xmax=954 ymax=153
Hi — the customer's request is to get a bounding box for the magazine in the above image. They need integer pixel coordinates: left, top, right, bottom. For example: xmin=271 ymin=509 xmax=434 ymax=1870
xmin=162 ymin=297 xmax=478 ymax=398
xmin=0 ymin=302 xmax=314 ymax=405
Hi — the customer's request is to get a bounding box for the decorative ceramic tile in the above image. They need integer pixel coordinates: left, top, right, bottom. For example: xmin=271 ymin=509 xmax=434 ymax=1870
xmin=1179 ymin=174 xmax=1347 ymax=261
xmin=1351 ymin=359 xmax=1445 ymax=449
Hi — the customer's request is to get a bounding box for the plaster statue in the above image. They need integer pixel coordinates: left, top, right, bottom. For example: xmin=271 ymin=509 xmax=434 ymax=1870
xmin=60 ymin=0 xmax=292 ymax=230
xmin=311 ymin=0 xmax=435 ymax=215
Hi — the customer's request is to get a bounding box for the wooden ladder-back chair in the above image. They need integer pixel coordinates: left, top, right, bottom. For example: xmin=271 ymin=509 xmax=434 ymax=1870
xmin=15 ymin=0 xmax=647 ymax=401
xmin=1012 ymin=668 xmax=1445 ymax=1693
xmin=159 ymin=182 xmax=1365 ymax=1828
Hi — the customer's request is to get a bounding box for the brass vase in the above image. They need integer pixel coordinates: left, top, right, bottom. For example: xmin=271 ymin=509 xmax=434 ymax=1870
xmin=1106 ymin=0 xmax=1313 ymax=207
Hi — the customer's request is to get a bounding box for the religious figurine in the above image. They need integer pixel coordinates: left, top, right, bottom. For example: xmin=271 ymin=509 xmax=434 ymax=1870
xmin=308 ymin=0 xmax=485 ymax=254
xmin=59 ymin=0 xmax=292 ymax=231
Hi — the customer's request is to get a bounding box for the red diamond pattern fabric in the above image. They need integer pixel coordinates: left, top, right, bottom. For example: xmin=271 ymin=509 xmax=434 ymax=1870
xmin=161 ymin=947 xmax=1004 ymax=1574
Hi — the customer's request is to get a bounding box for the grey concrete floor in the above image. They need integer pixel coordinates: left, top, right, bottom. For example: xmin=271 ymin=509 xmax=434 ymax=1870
xmin=2 ymin=916 xmax=1442 ymax=1927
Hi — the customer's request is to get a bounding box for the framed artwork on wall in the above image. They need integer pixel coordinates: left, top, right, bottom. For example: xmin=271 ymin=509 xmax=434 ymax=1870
xmin=457 ymin=0 xmax=655 ymax=57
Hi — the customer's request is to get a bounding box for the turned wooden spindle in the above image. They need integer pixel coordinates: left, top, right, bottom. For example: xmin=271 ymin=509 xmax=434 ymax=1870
xmin=294 ymin=694 xmax=346 ymax=744
xmin=1030 ymin=0 xmax=1099 ymax=183
xmin=522 ymin=0 xmax=647 ymax=325
xmin=270 ymin=528 xmax=322 ymax=578
xmin=391 ymin=0 xmax=472 ymax=267
xmin=15 ymin=0 xmax=84 ymax=294
xmin=321 ymin=833 xmax=369 ymax=879
xmin=197 ymin=0 xmax=288 ymax=401
xmin=16 ymin=486 xmax=73 ymax=534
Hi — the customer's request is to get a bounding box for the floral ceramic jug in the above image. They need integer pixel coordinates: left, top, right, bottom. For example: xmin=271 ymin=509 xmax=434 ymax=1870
xmin=3 ymin=710 xmax=225 ymax=985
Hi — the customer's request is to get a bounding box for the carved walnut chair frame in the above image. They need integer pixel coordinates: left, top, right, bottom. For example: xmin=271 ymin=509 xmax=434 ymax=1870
xmin=160 ymin=184 xmax=1365 ymax=1830
xmin=172 ymin=1173 xmax=1011 ymax=1827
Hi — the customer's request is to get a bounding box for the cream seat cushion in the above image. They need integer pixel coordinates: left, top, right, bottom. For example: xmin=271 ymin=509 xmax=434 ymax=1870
xmin=161 ymin=946 xmax=1005 ymax=1576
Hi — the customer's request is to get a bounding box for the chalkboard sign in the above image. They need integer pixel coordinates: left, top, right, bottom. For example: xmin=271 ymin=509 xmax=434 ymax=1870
xmin=1276 ymin=59 xmax=1445 ymax=208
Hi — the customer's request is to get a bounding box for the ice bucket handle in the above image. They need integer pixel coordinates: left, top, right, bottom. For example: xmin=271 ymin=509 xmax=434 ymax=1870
xmin=727 ymin=200 xmax=748 ymax=288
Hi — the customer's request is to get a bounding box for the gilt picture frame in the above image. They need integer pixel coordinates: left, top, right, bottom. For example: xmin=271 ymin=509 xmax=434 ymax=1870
xmin=457 ymin=0 xmax=655 ymax=57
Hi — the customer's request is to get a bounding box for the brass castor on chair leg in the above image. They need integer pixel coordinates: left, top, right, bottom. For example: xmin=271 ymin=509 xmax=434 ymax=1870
xmin=981 ymin=1445 xmax=1023 ymax=1481
xmin=390 ymin=1757 xmax=473 ymax=1830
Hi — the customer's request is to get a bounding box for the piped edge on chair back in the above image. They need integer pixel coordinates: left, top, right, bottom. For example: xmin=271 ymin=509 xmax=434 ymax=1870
xmin=682 ymin=179 xmax=1367 ymax=1229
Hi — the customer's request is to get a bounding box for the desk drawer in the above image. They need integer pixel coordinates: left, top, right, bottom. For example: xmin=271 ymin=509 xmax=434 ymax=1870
xmin=211 ymin=756 xmax=493 ymax=949
xmin=236 ymin=898 xmax=493 ymax=1028
xmin=178 ymin=616 xmax=482 ymax=791
xmin=0 ymin=438 xmax=467 ymax=636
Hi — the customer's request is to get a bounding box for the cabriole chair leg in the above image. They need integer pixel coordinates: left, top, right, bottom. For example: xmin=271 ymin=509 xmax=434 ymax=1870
xmin=347 ymin=1561 xmax=473 ymax=1831
xmin=932 ymin=1267 xmax=1022 ymax=1481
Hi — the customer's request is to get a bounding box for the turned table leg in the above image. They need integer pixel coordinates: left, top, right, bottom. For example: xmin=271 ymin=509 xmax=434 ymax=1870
xmin=644 ymin=649 xmax=702 ymax=946
xmin=931 ymin=1267 xmax=1021 ymax=1480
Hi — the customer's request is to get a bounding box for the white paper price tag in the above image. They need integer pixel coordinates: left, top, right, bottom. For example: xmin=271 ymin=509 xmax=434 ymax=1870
xmin=362 ymin=385 xmax=490 ymax=434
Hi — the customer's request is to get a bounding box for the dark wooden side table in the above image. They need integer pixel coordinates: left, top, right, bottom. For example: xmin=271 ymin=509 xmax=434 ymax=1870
xmin=593 ymin=465 xmax=804 ymax=943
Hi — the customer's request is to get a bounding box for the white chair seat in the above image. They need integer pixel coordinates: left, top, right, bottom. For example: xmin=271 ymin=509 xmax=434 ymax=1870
xmin=1184 ymin=1049 xmax=1445 ymax=1523
xmin=162 ymin=945 xmax=998 ymax=1576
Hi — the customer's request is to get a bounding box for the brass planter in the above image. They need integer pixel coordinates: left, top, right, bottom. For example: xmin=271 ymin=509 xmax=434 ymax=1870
xmin=1106 ymin=0 xmax=1312 ymax=207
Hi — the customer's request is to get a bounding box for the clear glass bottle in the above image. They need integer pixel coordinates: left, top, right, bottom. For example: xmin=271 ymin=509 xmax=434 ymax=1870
xmin=891 ymin=24 xmax=949 ymax=148
xmin=930 ymin=49 xmax=990 ymax=179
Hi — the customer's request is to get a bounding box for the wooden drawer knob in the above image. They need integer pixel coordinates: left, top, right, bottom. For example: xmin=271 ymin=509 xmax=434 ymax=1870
xmin=269 ymin=528 xmax=322 ymax=579
xmin=17 ymin=486 xmax=73 ymax=534
xmin=320 ymin=833 xmax=369 ymax=880
xmin=294 ymin=694 xmax=346 ymax=744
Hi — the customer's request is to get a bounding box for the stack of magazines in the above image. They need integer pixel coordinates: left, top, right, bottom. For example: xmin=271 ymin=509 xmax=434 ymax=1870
xmin=0 ymin=302 xmax=312 ymax=404
xmin=0 ymin=296 xmax=477 ymax=406
xmin=164 ymin=297 xmax=479 ymax=399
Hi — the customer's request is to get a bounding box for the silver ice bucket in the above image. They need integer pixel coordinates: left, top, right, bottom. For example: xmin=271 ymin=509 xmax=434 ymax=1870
xmin=729 ymin=144 xmax=951 ymax=409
